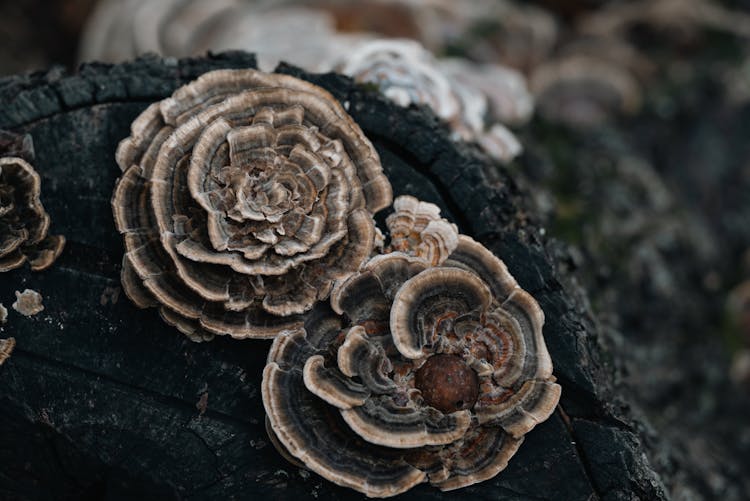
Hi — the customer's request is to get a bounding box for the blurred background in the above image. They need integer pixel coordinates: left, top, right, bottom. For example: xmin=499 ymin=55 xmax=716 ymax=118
xmin=1 ymin=0 xmax=749 ymax=498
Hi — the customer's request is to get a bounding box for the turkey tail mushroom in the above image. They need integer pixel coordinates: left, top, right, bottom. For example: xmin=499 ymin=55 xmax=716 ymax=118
xmin=263 ymin=198 xmax=560 ymax=496
xmin=0 ymin=131 xmax=65 ymax=273
xmin=112 ymin=69 xmax=392 ymax=341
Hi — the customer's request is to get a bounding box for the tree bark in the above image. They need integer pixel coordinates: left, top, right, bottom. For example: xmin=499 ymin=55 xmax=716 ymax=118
xmin=0 ymin=52 xmax=665 ymax=500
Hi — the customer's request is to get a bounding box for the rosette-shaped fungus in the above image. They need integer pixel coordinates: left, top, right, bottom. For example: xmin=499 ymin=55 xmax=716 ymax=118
xmin=112 ymin=69 xmax=392 ymax=341
xmin=263 ymin=199 xmax=560 ymax=496
xmin=0 ymin=133 xmax=65 ymax=273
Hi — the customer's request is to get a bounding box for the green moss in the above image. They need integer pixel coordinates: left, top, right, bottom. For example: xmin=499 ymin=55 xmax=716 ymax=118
xmin=719 ymin=305 xmax=747 ymax=355
xmin=356 ymin=81 xmax=382 ymax=94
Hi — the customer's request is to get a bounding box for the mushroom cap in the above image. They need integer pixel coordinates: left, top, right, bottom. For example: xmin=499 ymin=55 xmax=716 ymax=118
xmin=263 ymin=317 xmax=427 ymax=498
xmin=0 ymin=138 xmax=65 ymax=274
xmin=384 ymin=195 xmax=459 ymax=266
xmin=263 ymin=199 xmax=560 ymax=496
xmin=112 ymin=69 xmax=392 ymax=340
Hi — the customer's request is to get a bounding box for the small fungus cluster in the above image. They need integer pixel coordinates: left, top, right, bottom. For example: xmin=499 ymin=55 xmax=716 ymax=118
xmin=0 ymin=132 xmax=65 ymax=273
xmin=335 ymin=39 xmax=529 ymax=163
xmin=113 ymin=70 xmax=560 ymax=496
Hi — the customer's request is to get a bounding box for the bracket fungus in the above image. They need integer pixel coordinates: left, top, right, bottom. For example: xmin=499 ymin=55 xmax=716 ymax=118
xmin=0 ymin=337 xmax=14 ymax=366
xmin=112 ymin=69 xmax=392 ymax=341
xmin=337 ymin=39 xmax=461 ymax=128
xmin=0 ymin=132 xmax=65 ymax=273
xmin=263 ymin=197 xmax=560 ymax=497
xmin=335 ymin=39 xmax=528 ymax=163
xmin=382 ymin=195 xmax=459 ymax=266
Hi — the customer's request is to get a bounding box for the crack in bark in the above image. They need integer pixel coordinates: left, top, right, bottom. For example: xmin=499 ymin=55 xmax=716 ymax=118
xmin=9 ymin=347 xmax=256 ymax=428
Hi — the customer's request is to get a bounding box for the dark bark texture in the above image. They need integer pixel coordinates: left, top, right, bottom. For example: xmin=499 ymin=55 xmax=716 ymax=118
xmin=0 ymin=52 xmax=666 ymax=501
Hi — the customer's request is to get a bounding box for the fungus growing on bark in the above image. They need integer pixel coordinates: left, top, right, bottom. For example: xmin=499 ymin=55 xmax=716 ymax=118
xmin=382 ymin=195 xmax=458 ymax=266
xmin=0 ymin=132 xmax=65 ymax=273
xmin=337 ymin=39 xmax=460 ymax=126
xmin=0 ymin=337 xmax=14 ymax=366
xmin=335 ymin=39 xmax=527 ymax=162
xmin=112 ymin=69 xmax=392 ymax=341
xmin=439 ymin=59 xmax=534 ymax=127
xmin=263 ymin=202 xmax=560 ymax=496
xmin=0 ymin=303 xmax=7 ymax=325
xmin=12 ymin=289 xmax=44 ymax=317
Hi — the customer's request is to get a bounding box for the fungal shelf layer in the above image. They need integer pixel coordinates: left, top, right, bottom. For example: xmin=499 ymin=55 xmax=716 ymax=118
xmin=263 ymin=197 xmax=561 ymax=497
xmin=112 ymin=68 xmax=392 ymax=341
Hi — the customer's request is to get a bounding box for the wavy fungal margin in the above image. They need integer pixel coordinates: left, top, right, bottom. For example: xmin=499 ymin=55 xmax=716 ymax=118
xmin=112 ymin=69 xmax=392 ymax=341
xmin=263 ymin=197 xmax=561 ymax=497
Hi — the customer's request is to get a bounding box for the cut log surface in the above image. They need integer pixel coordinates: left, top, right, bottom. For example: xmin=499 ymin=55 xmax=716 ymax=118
xmin=0 ymin=52 xmax=665 ymax=500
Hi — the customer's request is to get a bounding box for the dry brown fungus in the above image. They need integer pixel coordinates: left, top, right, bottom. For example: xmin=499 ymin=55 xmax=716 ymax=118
xmin=0 ymin=131 xmax=65 ymax=273
xmin=0 ymin=337 xmax=15 ymax=366
xmin=112 ymin=69 xmax=392 ymax=341
xmin=263 ymin=197 xmax=561 ymax=497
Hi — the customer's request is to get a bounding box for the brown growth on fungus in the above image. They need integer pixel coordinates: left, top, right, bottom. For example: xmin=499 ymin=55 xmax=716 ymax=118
xmin=263 ymin=198 xmax=560 ymax=497
xmin=0 ymin=132 xmax=65 ymax=273
xmin=112 ymin=69 xmax=392 ymax=341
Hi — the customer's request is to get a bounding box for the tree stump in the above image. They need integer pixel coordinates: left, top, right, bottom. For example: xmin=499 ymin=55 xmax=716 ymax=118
xmin=0 ymin=52 xmax=665 ymax=500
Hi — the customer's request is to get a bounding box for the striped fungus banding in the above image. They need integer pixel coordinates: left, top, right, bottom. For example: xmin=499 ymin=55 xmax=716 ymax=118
xmin=0 ymin=132 xmax=65 ymax=273
xmin=112 ymin=69 xmax=392 ymax=341
xmin=263 ymin=197 xmax=560 ymax=497
xmin=382 ymin=195 xmax=459 ymax=266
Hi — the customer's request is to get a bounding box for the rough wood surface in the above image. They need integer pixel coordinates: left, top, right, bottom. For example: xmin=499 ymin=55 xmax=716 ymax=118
xmin=0 ymin=52 xmax=665 ymax=500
